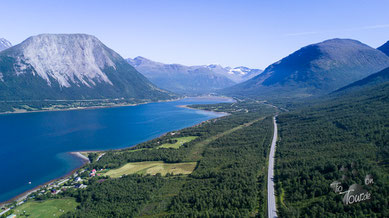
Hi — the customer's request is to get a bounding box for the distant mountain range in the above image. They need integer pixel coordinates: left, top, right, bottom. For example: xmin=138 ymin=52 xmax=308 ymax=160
xmin=205 ymin=64 xmax=263 ymax=83
xmin=0 ymin=34 xmax=173 ymax=101
xmin=221 ymin=38 xmax=389 ymax=98
xmin=1 ymin=34 xmax=388 ymax=103
xmin=378 ymin=40 xmax=389 ymax=56
xmin=127 ymin=56 xmax=262 ymax=94
xmin=0 ymin=38 xmax=12 ymax=52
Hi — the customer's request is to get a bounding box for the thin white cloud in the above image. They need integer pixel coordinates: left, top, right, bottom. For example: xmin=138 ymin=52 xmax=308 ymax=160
xmin=285 ymin=31 xmax=318 ymax=36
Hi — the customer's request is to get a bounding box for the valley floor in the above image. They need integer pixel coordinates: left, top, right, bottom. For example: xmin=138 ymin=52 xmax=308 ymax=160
xmin=3 ymin=100 xmax=277 ymax=217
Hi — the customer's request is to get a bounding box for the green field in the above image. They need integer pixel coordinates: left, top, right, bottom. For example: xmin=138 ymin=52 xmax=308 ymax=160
xmin=185 ymin=117 xmax=264 ymax=161
xmin=13 ymin=198 xmax=78 ymax=218
xmin=158 ymin=136 xmax=197 ymax=149
xmin=104 ymin=161 xmax=197 ymax=178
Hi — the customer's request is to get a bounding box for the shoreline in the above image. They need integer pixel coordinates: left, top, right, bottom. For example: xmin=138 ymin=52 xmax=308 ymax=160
xmin=0 ymin=153 xmax=89 ymax=207
xmin=0 ymin=95 xmax=234 ymax=115
xmin=0 ymin=97 xmax=184 ymax=115
xmin=0 ymin=96 xmax=233 ymax=207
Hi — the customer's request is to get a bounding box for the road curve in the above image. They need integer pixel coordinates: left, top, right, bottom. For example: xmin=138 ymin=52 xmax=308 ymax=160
xmin=267 ymin=116 xmax=278 ymax=218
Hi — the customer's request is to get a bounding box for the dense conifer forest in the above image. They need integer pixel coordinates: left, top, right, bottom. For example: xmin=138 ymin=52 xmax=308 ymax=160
xmin=275 ymin=82 xmax=389 ymax=217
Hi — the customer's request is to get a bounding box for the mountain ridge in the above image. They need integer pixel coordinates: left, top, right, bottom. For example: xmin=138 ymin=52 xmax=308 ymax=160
xmin=378 ymin=40 xmax=389 ymax=56
xmin=0 ymin=38 xmax=12 ymax=52
xmin=221 ymin=38 xmax=389 ymax=98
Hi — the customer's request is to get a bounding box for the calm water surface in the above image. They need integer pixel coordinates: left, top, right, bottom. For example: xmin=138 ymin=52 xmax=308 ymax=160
xmin=0 ymin=97 xmax=232 ymax=202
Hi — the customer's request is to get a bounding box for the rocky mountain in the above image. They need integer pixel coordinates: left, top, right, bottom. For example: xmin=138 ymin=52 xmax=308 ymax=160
xmin=127 ymin=56 xmax=261 ymax=94
xmin=0 ymin=34 xmax=173 ymax=101
xmin=222 ymin=38 xmax=389 ymax=98
xmin=378 ymin=40 xmax=389 ymax=56
xmin=0 ymin=38 xmax=12 ymax=52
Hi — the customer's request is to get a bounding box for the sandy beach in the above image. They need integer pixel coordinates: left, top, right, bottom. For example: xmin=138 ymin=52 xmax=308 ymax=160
xmin=69 ymin=152 xmax=90 ymax=162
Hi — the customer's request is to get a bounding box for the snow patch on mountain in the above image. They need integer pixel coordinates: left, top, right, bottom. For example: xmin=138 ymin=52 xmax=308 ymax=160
xmin=228 ymin=68 xmax=247 ymax=75
xmin=206 ymin=65 xmax=262 ymax=82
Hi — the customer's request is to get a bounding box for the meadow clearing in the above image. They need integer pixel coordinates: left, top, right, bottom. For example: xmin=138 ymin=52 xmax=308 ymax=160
xmin=104 ymin=161 xmax=197 ymax=178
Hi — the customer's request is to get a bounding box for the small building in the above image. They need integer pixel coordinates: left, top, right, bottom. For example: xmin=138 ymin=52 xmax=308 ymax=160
xmin=74 ymin=177 xmax=82 ymax=182
xmin=90 ymin=169 xmax=97 ymax=177
xmin=75 ymin=184 xmax=87 ymax=189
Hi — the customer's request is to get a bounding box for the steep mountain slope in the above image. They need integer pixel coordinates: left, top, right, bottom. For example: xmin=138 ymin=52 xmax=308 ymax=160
xmin=127 ymin=57 xmax=261 ymax=94
xmin=334 ymin=66 xmax=389 ymax=94
xmin=377 ymin=40 xmax=389 ymax=56
xmin=0 ymin=38 xmax=12 ymax=52
xmin=0 ymin=34 xmax=173 ymax=101
xmin=222 ymin=39 xmax=389 ymax=98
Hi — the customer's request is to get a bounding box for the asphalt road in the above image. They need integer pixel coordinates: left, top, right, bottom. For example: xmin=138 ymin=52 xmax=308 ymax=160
xmin=267 ymin=116 xmax=278 ymax=218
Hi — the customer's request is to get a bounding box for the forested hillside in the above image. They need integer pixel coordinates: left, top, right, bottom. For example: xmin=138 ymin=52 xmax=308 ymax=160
xmin=275 ymin=82 xmax=389 ymax=217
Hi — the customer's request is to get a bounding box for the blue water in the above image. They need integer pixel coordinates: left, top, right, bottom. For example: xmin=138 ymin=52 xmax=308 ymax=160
xmin=0 ymin=97 xmax=232 ymax=202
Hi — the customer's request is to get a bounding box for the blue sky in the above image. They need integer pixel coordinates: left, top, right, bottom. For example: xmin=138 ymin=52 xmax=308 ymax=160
xmin=1 ymin=0 xmax=389 ymax=69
